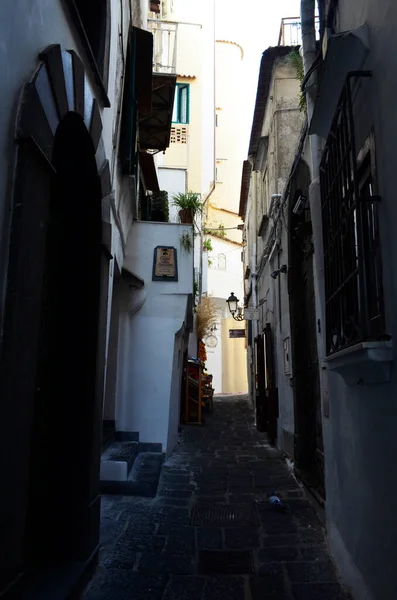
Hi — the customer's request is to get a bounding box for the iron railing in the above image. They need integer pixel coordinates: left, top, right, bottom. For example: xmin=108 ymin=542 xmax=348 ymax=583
xmin=320 ymin=71 xmax=386 ymax=355
xmin=148 ymin=19 xmax=178 ymax=74
xmin=278 ymin=16 xmax=320 ymax=46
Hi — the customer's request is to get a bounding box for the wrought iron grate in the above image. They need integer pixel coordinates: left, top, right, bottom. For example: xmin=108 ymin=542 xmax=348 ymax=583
xmin=198 ymin=550 xmax=253 ymax=575
xmin=190 ymin=503 xmax=258 ymax=527
xmin=320 ymin=71 xmax=386 ymax=355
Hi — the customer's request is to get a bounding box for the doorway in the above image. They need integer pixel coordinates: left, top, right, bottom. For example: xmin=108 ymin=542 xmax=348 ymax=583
xmin=26 ymin=112 xmax=103 ymax=564
xmin=255 ymin=325 xmax=278 ymax=445
xmin=288 ymin=161 xmax=325 ymax=499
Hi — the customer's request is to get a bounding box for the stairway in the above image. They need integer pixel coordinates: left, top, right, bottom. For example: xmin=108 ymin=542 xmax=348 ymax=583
xmin=100 ymin=434 xmax=164 ymax=497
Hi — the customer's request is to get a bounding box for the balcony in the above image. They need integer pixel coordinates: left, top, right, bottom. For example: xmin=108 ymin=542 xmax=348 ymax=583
xmin=148 ymin=19 xmax=178 ymax=75
xmin=137 ymin=21 xmax=178 ymax=152
xmin=278 ymin=16 xmax=320 ymax=46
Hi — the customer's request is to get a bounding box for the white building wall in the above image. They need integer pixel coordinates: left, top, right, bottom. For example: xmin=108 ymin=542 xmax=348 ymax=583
xmin=207 ymin=237 xmax=244 ymax=300
xmin=118 ymin=221 xmax=193 ymax=454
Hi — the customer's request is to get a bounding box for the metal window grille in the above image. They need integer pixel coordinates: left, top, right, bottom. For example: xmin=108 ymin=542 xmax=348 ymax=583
xmin=320 ymin=71 xmax=386 ymax=355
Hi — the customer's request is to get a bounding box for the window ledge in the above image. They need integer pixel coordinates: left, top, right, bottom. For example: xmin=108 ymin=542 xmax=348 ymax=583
xmin=324 ymin=340 xmax=393 ymax=385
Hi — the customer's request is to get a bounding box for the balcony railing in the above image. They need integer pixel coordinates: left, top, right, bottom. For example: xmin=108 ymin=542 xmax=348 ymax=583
xmin=278 ymin=16 xmax=320 ymax=47
xmin=148 ymin=19 xmax=178 ymax=75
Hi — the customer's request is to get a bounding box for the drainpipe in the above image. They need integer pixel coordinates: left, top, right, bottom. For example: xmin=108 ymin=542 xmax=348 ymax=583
xmin=199 ymin=0 xmax=217 ymax=297
xmin=301 ymin=0 xmax=320 ymax=178
xmin=301 ymin=0 xmax=328 ymax=412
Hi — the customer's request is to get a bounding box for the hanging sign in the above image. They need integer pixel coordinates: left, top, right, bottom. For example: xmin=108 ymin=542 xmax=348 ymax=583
xmin=152 ymin=246 xmax=178 ymax=281
xmin=244 ymin=308 xmax=260 ymax=320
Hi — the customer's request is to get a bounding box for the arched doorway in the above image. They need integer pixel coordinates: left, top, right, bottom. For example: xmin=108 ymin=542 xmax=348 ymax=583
xmin=26 ymin=112 xmax=102 ymax=563
xmin=0 ymin=46 xmax=111 ymax=593
xmin=288 ymin=160 xmax=325 ymax=499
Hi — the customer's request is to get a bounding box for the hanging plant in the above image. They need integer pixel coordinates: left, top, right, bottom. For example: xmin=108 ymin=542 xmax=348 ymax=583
xmin=180 ymin=231 xmax=193 ymax=253
xmin=203 ymin=238 xmax=213 ymax=252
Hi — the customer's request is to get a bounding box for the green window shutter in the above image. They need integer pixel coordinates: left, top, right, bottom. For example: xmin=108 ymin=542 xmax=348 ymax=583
xmin=120 ymin=28 xmax=138 ymax=175
xmin=172 ymin=83 xmax=190 ymax=124
xmin=180 ymin=85 xmax=188 ymax=123
xmin=172 ymin=90 xmax=178 ymax=122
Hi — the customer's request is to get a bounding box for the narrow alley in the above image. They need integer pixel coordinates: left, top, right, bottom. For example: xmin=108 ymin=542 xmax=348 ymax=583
xmin=83 ymin=396 xmax=349 ymax=600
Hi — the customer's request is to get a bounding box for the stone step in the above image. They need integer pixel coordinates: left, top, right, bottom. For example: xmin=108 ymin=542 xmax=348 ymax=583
xmin=100 ymin=452 xmax=164 ymax=497
xmin=100 ymin=441 xmax=139 ymax=482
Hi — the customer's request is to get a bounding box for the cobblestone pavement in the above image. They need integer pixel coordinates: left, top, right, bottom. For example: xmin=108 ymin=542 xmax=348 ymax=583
xmin=83 ymin=396 xmax=349 ymax=600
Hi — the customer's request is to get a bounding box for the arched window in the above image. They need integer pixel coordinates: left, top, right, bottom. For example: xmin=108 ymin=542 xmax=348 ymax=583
xmin=218 ymin=253 xmax=226 ymax=270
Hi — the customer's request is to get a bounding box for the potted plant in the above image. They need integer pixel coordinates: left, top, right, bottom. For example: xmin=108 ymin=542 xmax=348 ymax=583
xmin=172 ymin=191 xmax=203 ymax=224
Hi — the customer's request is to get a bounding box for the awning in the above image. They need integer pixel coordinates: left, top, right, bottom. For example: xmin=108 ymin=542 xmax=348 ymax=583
xmin=309 ymin=25 xmax=370 ymax=138
xmin=139 ymin=152 xmax=160 ymax=192
xmin=139 ymin=73 xmax=176 ymax=151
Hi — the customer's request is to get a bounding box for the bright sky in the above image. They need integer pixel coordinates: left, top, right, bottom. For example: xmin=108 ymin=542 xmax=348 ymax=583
xmin=215 ymin=0 xmax=301 ymax=152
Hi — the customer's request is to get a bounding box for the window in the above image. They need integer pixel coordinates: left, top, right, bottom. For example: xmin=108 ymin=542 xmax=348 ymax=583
xmin=73 ymin=0 xmax=110 ymax=83
xmin=172 ymin=84 xmax=190 ymax=124
xmin=320 ymin=72 xmax=386 ymax=355
xmin=218 ymin=253 xmax=226 ymax=270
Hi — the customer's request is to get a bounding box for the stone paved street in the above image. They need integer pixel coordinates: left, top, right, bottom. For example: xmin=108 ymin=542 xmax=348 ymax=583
xmin=83 ymin=396 xmax=349 ymax=600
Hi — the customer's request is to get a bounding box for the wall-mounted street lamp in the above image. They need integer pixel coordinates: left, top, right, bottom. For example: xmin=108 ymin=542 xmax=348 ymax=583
xmin=270 ymin=264 xmax=288 ymax=279
xmin=226 ymin=292 xmax=244 ymax=321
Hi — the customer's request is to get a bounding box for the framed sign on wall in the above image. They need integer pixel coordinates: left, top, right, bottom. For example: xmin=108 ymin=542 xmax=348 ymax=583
xmin=152 ymin=246 xmax=178 ymax=281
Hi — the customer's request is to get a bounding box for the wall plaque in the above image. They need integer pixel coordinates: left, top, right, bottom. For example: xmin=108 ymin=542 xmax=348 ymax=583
xmin=229 ymin=329 xmax=246 ymax=339
xmin=152 ymin=246 xmax=178 ymax=281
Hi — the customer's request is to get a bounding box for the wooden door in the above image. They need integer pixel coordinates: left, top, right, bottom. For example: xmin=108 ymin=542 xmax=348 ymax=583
xmin=255 ymin=335 xmax=267 ymax=432
xmin=263 ymin=324 xmax=279 ymax=446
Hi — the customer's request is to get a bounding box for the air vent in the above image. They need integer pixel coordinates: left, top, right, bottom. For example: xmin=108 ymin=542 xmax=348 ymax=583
xmin=171 ymin=125 xmax=188 ymax=144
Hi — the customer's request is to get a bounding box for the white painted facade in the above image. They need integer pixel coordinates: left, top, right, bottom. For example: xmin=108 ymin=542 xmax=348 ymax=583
xmin=204 ymin=38 xmax=247 ymax=393
xmin=117 ymin=222 xmax=193 ymax=454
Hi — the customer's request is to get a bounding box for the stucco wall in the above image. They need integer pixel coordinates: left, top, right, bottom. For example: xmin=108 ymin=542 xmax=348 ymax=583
xmin=160 ymin=0 xmax=215 ymax=201
xmin=221 ymin=316 xmax=247 ymax=394
xmin=206 ymin=235 xmax=247 ymax=393
xmin=0 ymin=0 xmax=147 ymax=334
xmin=249 ymin=55 xmax=302 ymax=452
xmin=211 ymin=41 xmax=245 ymax=215
xmin=314 ymin=2 xmax=397 ymax=599
xmin=117 ymin=222 xmax=193 ymax=453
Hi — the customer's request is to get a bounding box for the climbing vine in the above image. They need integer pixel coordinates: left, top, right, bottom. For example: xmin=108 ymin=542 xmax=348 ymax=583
xmin=289 ymin=49 xmax=306 ymax=112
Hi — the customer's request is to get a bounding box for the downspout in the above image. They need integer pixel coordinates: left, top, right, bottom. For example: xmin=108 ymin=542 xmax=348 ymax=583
xmin=301 ymin=0 xmax=320 ymax=178
xmin=300 ymin=0 xmax=327 ymax=403
xmin=199 ymin=0 xmax=217 ymax=297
